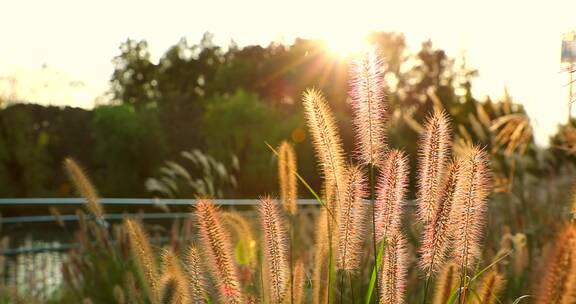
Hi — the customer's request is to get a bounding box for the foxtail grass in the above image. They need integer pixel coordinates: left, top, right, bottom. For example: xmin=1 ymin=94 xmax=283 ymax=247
xmin=195 ymin=200 xmax=243 ymax=304
xmin=432 ymin=263 xmax=459 ymax=304
xmin=416 ymin=110 xmax=452 ymax=224
xmin=379 ymin=233 xmax=407 ymax=304
xmin=278 ymin=141 xmax=298 ymax=215
xmin=419 ymin=160 xmax=462 ymax=277
xmin=258 ymin=197 xmax=290 ymax=303
xmin=160 ymin=249 xmax=190 ymax=304
xmin=473 ymin=270 xmax=505 ymax=304
xmin=451 ymin=146 xmax=491 ymax=303
xmin=375 ymin=149 xmax=409 ymax=244
xmin=337 ymin=165 xmax=368 ymax=271
xmin=535 ymin=225 xmax=576 ymax=303
xmin=186 ymin=245 xmax=207 ymax=303
xmin=124 ymin=218 xmax=159 ymax=303
xmin=64 ymin=158 xmax=104 ymax=220
xmin=350 ymin=48 xmax=387 ymax=167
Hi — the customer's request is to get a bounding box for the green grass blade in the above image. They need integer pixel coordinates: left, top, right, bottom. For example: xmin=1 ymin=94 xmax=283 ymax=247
xmin=365 ymin=240 xmax=385 ymax=304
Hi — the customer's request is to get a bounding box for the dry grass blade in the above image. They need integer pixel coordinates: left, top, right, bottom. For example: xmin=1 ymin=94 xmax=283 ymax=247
xmin=195 ymin=199 xmax=243 ymax=304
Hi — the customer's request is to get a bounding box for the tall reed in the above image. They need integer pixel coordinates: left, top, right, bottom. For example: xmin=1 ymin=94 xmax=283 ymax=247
xmin=195 ymin=200 xmax=243 ymax=304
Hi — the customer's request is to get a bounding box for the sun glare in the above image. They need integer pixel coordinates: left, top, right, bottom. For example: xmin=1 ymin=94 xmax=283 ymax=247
xmin=323 ymin=34 xmax=372 ymax=59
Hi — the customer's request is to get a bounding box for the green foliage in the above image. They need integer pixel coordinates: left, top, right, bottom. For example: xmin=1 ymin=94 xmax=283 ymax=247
xmin=92 ymin=104 xmax=167 ymax=197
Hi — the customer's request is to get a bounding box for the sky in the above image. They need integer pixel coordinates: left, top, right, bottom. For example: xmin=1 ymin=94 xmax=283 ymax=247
xmin=1 ymin=0 xmax=575 ymax=145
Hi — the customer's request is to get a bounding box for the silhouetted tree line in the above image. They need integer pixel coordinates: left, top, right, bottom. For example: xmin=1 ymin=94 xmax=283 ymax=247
xmin=0 ymin=32 xmax=558 ymax=198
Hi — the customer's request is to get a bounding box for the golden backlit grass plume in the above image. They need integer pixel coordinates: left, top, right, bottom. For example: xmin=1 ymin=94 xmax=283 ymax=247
xmin=302 ymin=89 xmax=346 ymax=212
xmin=312 ymin=209 xmax=330 ymax=304
xmin=452 ymin=146 xmax=491 ymax=270
xmin=221 ymin=212 xmax=257 ymax=267
xmin=535 ymin=225 xmax=576 ymax=304
xmin=337 ymin=165 xmax=368 ymax=271
xmin=186 ymin=245 xmax=207 ymax=304
xmin=375 ymin=149 xmax=409 ymax=243
xmin=379 ymin=233 xmax=408 ymax=304
xmin=160 ymin=249 xmax=190 ymax=304
xmin=258 ymin=197 xmax=290 ymax=303
xmin=278 ymin=141 xmax=298 ymax=215
xmin=195 ymin=200 xmax=243 ymax=304
xmin=64 ymin=158 xmax=104 ymax=220
xmin=124 ymin=218 xmax=159 ymax=303
xmin=417 ymin=109 xmax=452 ymax=224
xmin=292 ymin=259 xmax=305 ymax=304
xmin=474 ymin=270 xmax=506 ymax=304
xmin=433 ymin=263 xmax=459 ymax=304
xmin=350 ymin=49 xmax=387 ymax=167
xmin=419 ymin=160 xmax=462 ymax=276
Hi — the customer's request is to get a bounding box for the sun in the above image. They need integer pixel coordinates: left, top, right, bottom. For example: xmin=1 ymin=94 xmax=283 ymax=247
xmin=323 ymin=34 xmax=372 ymax=59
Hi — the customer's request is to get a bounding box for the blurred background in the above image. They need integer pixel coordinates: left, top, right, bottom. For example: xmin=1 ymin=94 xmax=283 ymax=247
xmin=1 ymin=1 xmax=576 ymax=302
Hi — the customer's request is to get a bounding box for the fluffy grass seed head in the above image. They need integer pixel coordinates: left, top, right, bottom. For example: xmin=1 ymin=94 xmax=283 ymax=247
xmin=419 ymin=159 xmax=462 ymax=276
xmin=451 ymin=146 xmax=491 ymax=269
xmin=124 ymin=218 xmax=159 ymax=303
xmin=417 ymin=109 xmax=452 ymax=224
xmin=258 ymin=197 xmax=290 ymax=303
xmin=350 ymin=49 xmax=388 ymax=167
xmin=302 ymin=89 xmax=346 ymax=211
xmin=160 ymin=249 xmax=190 ymax=304
xmin=64 ymin=158 xmax=103 ymax=220
xmin=375 ymin=150 xmax=409 ymax=244
xmin=278 ymin=141 xmax=298 ymax=215
xmin=433 ymin=263 xmax=459 ymax=304
xmin=337 ymin=165 xmax=368 ymax=271
xmin=195 ymin=199 xmax=243 ymax=304
xmin=186 ymin=245 xmax=207 ymax=304
xmin=379 ymin=233 xmax=408 ymax=304
xmin=474 ymin=270 xmax=506 ymax=304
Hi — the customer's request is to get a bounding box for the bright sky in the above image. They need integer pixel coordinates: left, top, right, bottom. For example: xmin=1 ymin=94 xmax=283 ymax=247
xmin=1 ymin=0 xmax=575 ymax=145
